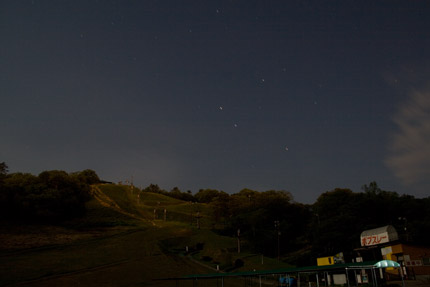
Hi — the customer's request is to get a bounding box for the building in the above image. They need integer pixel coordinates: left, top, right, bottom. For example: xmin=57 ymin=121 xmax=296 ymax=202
xmin=356 ymin=225 xmax=430 ymax=281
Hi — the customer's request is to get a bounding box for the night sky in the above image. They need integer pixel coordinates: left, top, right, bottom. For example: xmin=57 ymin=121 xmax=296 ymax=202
xmin=1 ymin=1 xmax=430 ymax=203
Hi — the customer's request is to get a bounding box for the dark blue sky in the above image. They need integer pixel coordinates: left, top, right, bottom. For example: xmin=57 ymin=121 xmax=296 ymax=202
xmin=1 ymin=1 xmax=430 ymax=203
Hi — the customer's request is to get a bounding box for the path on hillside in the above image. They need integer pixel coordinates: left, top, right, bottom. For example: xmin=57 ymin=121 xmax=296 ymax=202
xmin=91 ymin=185 xmax=157 ymax=226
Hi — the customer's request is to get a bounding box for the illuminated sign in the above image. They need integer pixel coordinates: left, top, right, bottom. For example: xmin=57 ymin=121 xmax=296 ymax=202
xmin=361 ymin=232 xmax=389 ymax=246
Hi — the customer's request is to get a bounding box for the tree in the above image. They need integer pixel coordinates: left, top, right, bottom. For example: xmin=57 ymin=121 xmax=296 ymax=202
xmin=0 ymin=169 xmax=92 ymax=222
xmin=143 ymin=184 xmax=163 ymax=194
xmin=71 ymin=169 xmax=100 ymax=185
xmin=0 ymin=172 xmax=40 ymax=218
xmin=37 ymin=170 xmax=90 ymax=219
xmin=311 ymin=188 xmax=362 ymax=257
xmin=308 ymin=184 xmax=429 ymax=260
xmin=0 ymin=162 xmax=8 ymax=177
xmin=209 ymin=191 xmax=230 ymax=224
xmin=224 ymin=189 xmax=310 ymax=257
xmin=362 ymin=181 xmax=383 ymax=195
xmin=195 ymin=189 xmax=222 ymax=203
xmin=168 ymin=187 xmax=195 ymax=201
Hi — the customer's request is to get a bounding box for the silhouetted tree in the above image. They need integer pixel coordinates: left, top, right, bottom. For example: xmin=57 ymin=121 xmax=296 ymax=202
xmin=167 ymin=187 xmax=195 ymax=201
xmin=209 ymin=191 xmax=230 ymax=224
xmin=311 ymin=188 xmax=362 ymax=256
xmin=71 ymin=169 xmax=100 ymax=185
xmin=143 ymin=183 xmax=165 ymax=194
xmin=0 ymin=169 xmax=91 ymax=222
xmin=195 ymin=189 xmax=223 ymax=203
xmin=224 ymin=189 xmax=311 ymax=257
xmin=0 ymin=162 xmax=8 ymax=177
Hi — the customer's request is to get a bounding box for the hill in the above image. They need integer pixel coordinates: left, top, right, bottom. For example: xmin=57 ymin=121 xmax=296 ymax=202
xmin=0 ymin=184 xmax=291 ymax=286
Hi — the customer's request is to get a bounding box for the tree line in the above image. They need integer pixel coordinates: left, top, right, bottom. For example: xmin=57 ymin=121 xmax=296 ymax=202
xmin=145 ymin=181 xmax=430 ymax=264
xmin=1 ymin=162 xmax=429 ymax=264
xmin=0 ymin=162 xmax=99 ymax=222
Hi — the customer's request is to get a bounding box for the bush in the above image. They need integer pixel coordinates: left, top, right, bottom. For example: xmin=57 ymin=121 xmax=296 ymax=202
xmin=0 ymin=170 xmax=93 ymax=223
xmin=196 ymin=242 xmax=205 ymax=250
xmin=234 ymin=259 xmax=244 ymax=268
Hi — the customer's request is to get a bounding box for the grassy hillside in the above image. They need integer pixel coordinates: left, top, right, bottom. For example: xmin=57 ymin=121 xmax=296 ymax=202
xmin=0 ymin=184 xmax=291 ymax=286
xmin=94 ymin=184 xmax=214 ymax=228
xmin=96 ymin=184 xmax=293 ymax=271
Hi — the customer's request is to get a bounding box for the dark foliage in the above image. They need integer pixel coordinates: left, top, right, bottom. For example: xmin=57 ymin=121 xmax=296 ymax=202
xmin=0 ymin=162 xmax=8 ymax=177
xmin=207 ymin=183 xmax=429 ymax=262
xmin=0 ymin=165 xmax=97 ymax=223
xmin=234 ymin=258 xmax=244 ymax=268
xmin=168 ymin=187 xmax=195 ymax=202
xmin=195 ymin=189 xmax=224 ymax=203
xmin=142 ymin=183 xmax=167 ymax=195
xmin=2 ymin=161 xmax=428 ymax=264
xmin=220 ymin=189 xmax=312 ymax=257
xmin=141 ymin=184 xmax=196 ymax=202
xmin=309 ymin=182 xmax=430 ymax=260
xmin=71 ymin=169 xmax=101 ymax=185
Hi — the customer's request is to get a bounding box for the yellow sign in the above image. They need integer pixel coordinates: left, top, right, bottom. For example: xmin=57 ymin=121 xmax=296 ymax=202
xmin=317 ymin=256 xmax=334 ymax=266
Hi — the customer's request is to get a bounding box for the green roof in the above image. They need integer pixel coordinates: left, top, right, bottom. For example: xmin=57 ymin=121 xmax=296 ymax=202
xmin=178 ymin=260 xmax=380 ymax=280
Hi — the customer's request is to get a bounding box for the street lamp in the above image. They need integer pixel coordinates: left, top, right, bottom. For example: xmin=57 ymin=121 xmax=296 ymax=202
xmin=398 ymin=217 xmax=409 ymax=241
xmin=274 ymin=220 xmax=281 ymax=260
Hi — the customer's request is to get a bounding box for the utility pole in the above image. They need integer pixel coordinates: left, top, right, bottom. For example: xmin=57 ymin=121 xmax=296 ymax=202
xmin=274 ymin=220 xmax=281 ymax=261
xmin=196 ymin=211 xmax=202 ymax=229
xmin=399 ymin=217 xmax=409 ymax=241
xmin=130 ymin=176 xmax=134 ymax=194
xmin=237 ymin=228 xmax=241 ymax=254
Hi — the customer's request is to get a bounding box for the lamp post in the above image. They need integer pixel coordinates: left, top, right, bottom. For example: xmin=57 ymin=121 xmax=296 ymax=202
xmin=274 ymin=220 xmax=281 ymax=261
xmin=237 ymin=228 xmax=241 ymax=253
xmin=398 ymin=217 xmax=408 ymax=242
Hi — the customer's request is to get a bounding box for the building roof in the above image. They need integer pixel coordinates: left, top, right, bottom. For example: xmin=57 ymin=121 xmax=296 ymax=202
xmin=360 ymin=225 xmax=398 ymax=240
xmin=159 ymin=260 xmax=380 ymax=281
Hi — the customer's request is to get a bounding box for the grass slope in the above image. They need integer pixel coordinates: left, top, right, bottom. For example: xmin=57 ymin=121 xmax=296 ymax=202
xmin=0 ymin=184 xmax=291 ymax=287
